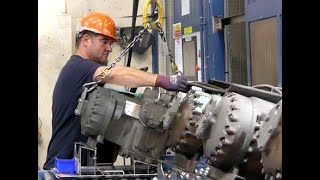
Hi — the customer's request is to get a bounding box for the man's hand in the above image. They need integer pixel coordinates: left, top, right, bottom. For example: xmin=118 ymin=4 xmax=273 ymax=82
xmin=155 ymin=74 xmax=189 ymax=92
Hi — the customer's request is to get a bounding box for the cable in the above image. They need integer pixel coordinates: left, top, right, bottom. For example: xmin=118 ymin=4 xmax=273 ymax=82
xmin=187 ymin=81 xmax=226 ymax=94
xmin=252 ymin=84 xmax=282 ymax=95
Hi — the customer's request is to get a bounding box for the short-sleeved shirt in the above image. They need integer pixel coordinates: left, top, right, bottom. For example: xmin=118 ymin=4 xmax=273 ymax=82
xmin=43 ymin=55 xmax=118 ymax=170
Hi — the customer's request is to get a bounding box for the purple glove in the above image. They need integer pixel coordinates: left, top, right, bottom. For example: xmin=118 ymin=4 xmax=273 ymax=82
xmin=155 ymin=74 xmax=189 ymax=92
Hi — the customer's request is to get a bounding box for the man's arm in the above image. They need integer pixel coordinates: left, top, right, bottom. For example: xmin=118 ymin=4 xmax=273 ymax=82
xmin=93 ymin=66 xmax=190 ymax=92
xmin=94 ymin=66 xmax=156 ymax=88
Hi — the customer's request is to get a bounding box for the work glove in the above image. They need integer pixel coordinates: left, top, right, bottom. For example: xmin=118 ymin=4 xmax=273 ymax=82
xmin=155 ymin=74 xmax=189 ymax=93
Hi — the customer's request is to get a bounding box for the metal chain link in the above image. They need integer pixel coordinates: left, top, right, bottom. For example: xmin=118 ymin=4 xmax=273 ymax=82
xmin=157 ymin=23 xmax=181 ymax=75
xmin=83 ymin=26 xmax=148 ymax=90
xmin=96 ymin=26 xmax=148 ymax=81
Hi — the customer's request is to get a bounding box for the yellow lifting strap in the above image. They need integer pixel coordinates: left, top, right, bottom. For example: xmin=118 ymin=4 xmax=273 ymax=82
xmin=142 ymin=0 xmax=163 ymax=30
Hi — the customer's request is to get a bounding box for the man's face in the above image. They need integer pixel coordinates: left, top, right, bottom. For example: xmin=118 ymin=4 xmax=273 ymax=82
xmin=88 ymin=34 xmax=114 ymax=66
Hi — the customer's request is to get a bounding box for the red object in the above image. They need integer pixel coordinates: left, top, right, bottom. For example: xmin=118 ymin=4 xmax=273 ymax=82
xmin=195 ymin=65 xmax=200 ymax=71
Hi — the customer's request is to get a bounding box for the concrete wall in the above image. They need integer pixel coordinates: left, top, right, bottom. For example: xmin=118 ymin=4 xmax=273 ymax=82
xmin=38 ymin=0 xmax=153 ymax=168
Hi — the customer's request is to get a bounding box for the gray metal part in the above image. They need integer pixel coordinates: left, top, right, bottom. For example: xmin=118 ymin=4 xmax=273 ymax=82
xmin=197 ymin=94 xmax=222 ymax=139
xmin=160 ymin=153 xmax=245 ymax=180
xmin=74 ymin=87 xmax=89 ymax=116
xmin=257 ymin=100 xmax=282 ymax=150
xmin=76 ymin=81 xmax=282 ymax=180
xmin=162 ymin=92 xmax=184 ymax=130
xmin=105 ymin=114 xmax=170 ymax=164
xmin=227 ymin=83 xmax=282 ymax=104
xmin=124 ymin=100 xmax=141 ymax=119
xmin=206 ymin=166 xmax=246 ymax=180
xmin=237 ymin=97 xmax=276 ymax=178
xmin=203 ymin=93 xmax=256 ymax=171
xmin=139 ymin=101 xmax=168 ymax=128
xmin=203 ymin=92 xmax=277 ymax=172
xmin=167 ymin=92 xmax=204 ymax=159
xmin=80 ymin=87 xmax=126 ymax=137
xmin=259 ymin=100 xmax=282 ymax=179
xmin=80 ymin=87 xmax=171 ymax=164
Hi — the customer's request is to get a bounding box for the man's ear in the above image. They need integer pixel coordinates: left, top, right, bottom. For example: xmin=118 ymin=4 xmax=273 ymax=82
xmin=82 ymin=34 xmax=91 ymax=47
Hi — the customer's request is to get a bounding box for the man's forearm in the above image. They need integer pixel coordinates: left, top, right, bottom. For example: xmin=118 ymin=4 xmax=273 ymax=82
xmin=95 ymin=66 xmax=156 ymax=87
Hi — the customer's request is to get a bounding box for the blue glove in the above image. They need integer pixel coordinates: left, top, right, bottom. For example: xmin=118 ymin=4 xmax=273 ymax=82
xmin=155 ymin=74 xmax=189 ymax=92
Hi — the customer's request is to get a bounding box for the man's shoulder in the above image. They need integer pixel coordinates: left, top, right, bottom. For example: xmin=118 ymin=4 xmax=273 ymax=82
xmin=68 ymin=55 xmax=100 ymax=66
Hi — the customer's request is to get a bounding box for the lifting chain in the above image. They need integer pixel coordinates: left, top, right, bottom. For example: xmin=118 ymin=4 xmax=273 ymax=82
xmin=157 ymin=23 xmax=181 ymax=75
xmin=84 ymin=0 xmax=180 ymax=91
xmin=83 ymin=26 xmax=148 ymax=91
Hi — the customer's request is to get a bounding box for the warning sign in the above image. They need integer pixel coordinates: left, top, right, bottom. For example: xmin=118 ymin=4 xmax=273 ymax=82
xmin=173 ymin=22 xmax=182 ymax=39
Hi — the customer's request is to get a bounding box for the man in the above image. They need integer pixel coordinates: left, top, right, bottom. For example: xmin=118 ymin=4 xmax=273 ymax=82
xmin=43 ymin=12 xmax=189 ymax=170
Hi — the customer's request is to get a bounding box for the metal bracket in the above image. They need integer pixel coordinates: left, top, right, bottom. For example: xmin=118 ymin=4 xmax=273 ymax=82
xmin=162 ymin=93 xmax=184 ymax=130
xmin=214 ymin=14 xmax=245 ymax=31
xmin=257 ymin=100 xmax=282 ymax=150
xmin=74 ymin=87 xmax=89 ymax=116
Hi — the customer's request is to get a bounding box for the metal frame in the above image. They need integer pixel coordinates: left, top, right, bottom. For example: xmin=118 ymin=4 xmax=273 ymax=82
xmin=51 ymin=142 xmax=158 ymax=179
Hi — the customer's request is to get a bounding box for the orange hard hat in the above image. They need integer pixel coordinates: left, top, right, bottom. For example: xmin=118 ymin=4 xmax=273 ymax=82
xmin=76 ymin=12 xmax=118 ymax=42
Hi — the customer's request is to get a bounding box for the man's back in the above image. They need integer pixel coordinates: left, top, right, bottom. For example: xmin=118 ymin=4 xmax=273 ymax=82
xmin=43 ymin=55 xmax=100 ymax=170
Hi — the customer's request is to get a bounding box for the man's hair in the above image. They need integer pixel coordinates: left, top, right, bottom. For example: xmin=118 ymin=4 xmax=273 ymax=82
xmin=75 ymin=30 xmax=99 ymax=49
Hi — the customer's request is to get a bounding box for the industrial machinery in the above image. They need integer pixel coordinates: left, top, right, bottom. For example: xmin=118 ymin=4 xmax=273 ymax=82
xmin=74 ymin=79 xmax=282 ymax=180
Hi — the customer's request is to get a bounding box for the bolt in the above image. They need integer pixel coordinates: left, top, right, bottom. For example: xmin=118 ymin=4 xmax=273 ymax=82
xmin=264 ymin=174 xmax=270 ymax=179
xmin=206 ymin=158 xmax=211 ymax=164
xmin=192 ymin=110 xmax=201 ymax=115
xmin=230 ymin=104 xmax=239 ymax=110
xmin=74 ymin=109 xmax=80 ymax=115
xmin=268 ymin=126 xmax=273 ymax=133
xmin=215 ymin=147 xmax=223 ymax=155
xmin=276 ymin=172 xmax=282 ymax=179
xmin=194 ymin=100 xmax=202 ymax=105
xmin=225 ymin=126 xmax=235 ymax=135
xmin=211 ymin=156 xmax=216 ymax=162
xmin=189 ymin=121 xmax=196 ymax=126
xmin=221 ymin=137 xmax=231 ymax=146
xmin=228 ymin=114 xmax=238 ymax=122
xmin=259 ymin=146 xmax=264 ymax=151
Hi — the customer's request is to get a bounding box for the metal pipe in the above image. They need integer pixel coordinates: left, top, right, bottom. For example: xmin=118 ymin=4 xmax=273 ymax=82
xmin=224 ymin=0 xmax=229 ymax=82
xmin=126 ymin=0 xmax=139 ymax=67
xmin=199 ymin=0 xmax=205 ymax=82
xmin=152 ymin=11 xmax=159 ymax=91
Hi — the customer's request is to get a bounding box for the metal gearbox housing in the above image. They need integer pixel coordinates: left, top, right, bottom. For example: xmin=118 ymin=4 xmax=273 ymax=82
xmin=75 ymin=80 xmax=282 ymax=180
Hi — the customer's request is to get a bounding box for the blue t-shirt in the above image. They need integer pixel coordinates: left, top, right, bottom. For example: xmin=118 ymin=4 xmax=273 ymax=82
xmin=43 ymin=55 xmax=118 ymax=170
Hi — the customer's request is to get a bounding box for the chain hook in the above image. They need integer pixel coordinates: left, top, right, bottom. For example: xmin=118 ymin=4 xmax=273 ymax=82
xmin=142 ymin=0 xmax=164 ymax=30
